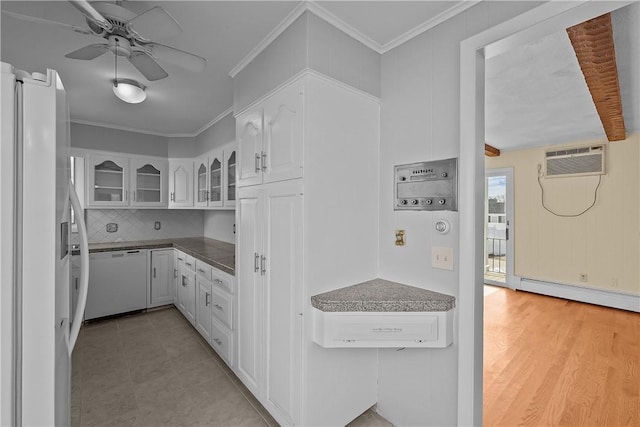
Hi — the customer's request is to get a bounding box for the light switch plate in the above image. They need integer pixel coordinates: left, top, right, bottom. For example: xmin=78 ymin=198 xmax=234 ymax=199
xmin=432 ymin=246 xmax=454 ymax=270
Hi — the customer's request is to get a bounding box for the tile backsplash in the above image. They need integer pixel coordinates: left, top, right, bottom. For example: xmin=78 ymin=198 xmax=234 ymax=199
xmin=85 ymin=209 xmax=204 ymax=243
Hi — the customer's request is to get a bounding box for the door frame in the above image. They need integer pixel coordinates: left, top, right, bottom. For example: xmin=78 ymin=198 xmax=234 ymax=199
xmin=457 ymin=1 xmax=633 ymax=424
xmin=484 ymin=167 xmax=515 ymax=289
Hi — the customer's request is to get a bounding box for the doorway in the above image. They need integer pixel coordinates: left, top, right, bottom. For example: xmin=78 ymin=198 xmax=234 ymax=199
xmin=484 ymin=168 xmax=513 ymax=288
xmin=458 ymin=1 xmax=629 ymax=424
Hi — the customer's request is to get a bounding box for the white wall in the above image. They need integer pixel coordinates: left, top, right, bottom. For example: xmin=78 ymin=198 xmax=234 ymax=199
xmin=486 ymin=134 xmax=639 ymax=294
xmin=70 ymin=122 xmax=168 ymax=157
xmin=204 ymin=211 xmax=235 ymax=244
xmin=234 ymin=12 xmax=381 ymax=114
xmin=377 ymin=2 xmax=542 ymax=425
xmin=195 ymin=112 xmax=235 ymax=155
xmin=167 ymin=136 xmax=197 ymax=158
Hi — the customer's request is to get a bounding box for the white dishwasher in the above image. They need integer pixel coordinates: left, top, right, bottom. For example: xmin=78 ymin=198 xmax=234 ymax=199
xmin=86 ymin=249 xmax=148 ymax=320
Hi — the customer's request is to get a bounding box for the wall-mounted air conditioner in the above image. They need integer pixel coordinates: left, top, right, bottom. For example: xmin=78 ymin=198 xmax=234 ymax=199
xmin=544 ymin=144 xmax=605 ymax=178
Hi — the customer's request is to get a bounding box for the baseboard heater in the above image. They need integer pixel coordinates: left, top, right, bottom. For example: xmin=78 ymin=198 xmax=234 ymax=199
xmin=518 ymin=277 xmax=639 ymax=313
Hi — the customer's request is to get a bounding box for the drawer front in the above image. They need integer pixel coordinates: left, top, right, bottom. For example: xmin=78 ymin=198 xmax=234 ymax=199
xmin=313 ymin=310 xmax=453 ymax=348
xmin=210 ymin=286 xmax=233 ymax=328
xmin=211 ymin=269 xmax=233 ymax=293
xmin=183 ymin=254 xmax=196 ymax=271
xmin=195 ymin=260 xmax=212 ymax=281
xmin=210 ymin=317 xmax=233 ymax=367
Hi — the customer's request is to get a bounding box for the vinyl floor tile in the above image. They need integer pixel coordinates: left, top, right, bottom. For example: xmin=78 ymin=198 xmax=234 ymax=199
xmin=72 ymin=306 xmax=385 ymax=427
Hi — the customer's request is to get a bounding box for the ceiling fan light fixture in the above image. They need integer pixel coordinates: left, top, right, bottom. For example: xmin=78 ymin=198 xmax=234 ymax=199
xmin=112 ymin=79 xmax=146 ymax=103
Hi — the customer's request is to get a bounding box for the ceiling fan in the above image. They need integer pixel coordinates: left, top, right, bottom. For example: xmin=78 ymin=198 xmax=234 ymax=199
xmin=3 ymin=0 xmax=206 ymax=81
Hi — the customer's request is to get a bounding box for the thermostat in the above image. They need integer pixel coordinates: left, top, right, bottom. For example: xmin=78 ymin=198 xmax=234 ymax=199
xmin=435 ymin=219 xmax=451 ymax=234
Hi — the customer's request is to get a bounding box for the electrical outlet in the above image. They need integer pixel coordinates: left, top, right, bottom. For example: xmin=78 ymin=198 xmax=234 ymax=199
xmin=432 ymin=247 xmax=454 ymax=270
xmin=611 ymin=278 xmax=618 ymax=288
xmin=154 ymin=221 xmax=161 ymax=230
xmin=106 ymin=223 xmax=118 ymax=233
xmin=395 ymin=230 xmax=405 ymax=246
xmin=580 ymin=273 xmax=588 ymax=282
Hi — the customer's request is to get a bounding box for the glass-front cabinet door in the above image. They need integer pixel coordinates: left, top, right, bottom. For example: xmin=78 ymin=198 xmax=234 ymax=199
xmin=209 ymin=156 xmax=223 ymax=207
xmin=131 ymin=158 xmax=167 ymax=207
xmin=225 ymin=147 xmax=237 ymax=207
xmin=87 ymin=155 xmax=129 ymax=207
xmin=195 ymin=158 xmax=208 ymax=208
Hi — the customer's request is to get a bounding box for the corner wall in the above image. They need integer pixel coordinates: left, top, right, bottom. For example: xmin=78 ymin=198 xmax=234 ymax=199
xmin=377 ymin=2 xmax=542 ymax=425
xmin=486 ymin=134 xmax=639 ymax=295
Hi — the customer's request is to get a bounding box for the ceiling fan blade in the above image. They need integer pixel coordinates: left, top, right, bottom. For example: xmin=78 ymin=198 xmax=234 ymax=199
xmin=1 ymin=10 xmax=92 ymax=35
xmin=128 ymin=6 xmax=182 ymax=42
xmin=128 ymin=52 xmax=168 ymax=81
xmin=67 ymin=0 xmax=112 ymax=31
xmin=144 ymin=43 xmax=206 ymax=73
xmin=65 ymin=44 xmax=109 ymax=60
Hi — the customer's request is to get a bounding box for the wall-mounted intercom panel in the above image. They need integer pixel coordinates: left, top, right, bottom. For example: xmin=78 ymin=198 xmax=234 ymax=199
xmin=394 ymin=158 xmax=458 ymax=211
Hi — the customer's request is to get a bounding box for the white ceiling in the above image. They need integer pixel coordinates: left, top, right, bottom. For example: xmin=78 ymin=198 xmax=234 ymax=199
xmin=2 ymin=1 xmax=638 ymax=148
xmin=485 ymin=3 xmax=640 ymax=151
xmin=1 ymin=0 xmax=470 ymax=137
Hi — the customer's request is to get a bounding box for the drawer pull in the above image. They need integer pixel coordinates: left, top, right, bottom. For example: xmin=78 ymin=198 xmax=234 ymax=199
xmin=214 ymin=278 xmax=223 ymax=284
xmin=371 ymin=328 xmax=403 ymax=333
xmin=214 ymin=304 xmax=223 ymax=311
xmin=205 ymin=292 xmax=211 ymax=306
xmin=177 ymin=257 xmax=184 ymax=261
xmin=254 ymin=253 xmax=260 ymax=273
xmin=185 ymin=262 xmax=193 ymax=267
xmin=198 ymin=268 xmax=206 ymax=273
xmin=213 ymin=338 xmax=222 ymax=346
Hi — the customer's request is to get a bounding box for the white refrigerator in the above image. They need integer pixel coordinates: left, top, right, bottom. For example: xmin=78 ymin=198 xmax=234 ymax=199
xmin=0 ymin=62 xmax=89 ymax=426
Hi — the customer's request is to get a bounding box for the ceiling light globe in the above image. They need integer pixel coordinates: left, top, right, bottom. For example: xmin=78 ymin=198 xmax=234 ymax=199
xmin=113 ymin=79 xmax=146 ymax=104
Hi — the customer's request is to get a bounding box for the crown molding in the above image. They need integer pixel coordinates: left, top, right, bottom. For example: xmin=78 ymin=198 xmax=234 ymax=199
xmin=192 ymin=107 xmax=234 ymax=136
xmin=229 ymin=1 xmax=481 ymax=81
xmin=228 ymin=1 xmax=308 ymax=78
xmin=71 ymin=106 xmax=234 ymax=139
xmin=305 ymin=1 xmax=383 ymax=52
xmin=380 ymin=1 xmax=481 ymax=53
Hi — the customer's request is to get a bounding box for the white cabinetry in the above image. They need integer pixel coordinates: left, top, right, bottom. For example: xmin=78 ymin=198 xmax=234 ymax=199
xmin=86 ymin=153 xmax=168 ymax=208
xmin=131 ymin=158 xmax=167 ymax=207
xmin=87 ymin=154 xmax=130 ymax=207
xmin=237 ymin=81 xmax=303 ymax=187
xmin=194 ymin=143 xmax=237 ymax=209
xmin=237 ymin=180 xmax=303 ymax=424
xmin=177 ymin=256 xmax=196 ymax=325
xmin=195 ymin=275 xmax=213 ymax=343
xmin=235 ymin=74 xmax=380 ymax=426
xmin=168 ymin=159 xmax=194 ymax=208
xmin=149 ymin=249 xmax=175 ymax=308
xmin=224 ymin=146 xmax=237 ymax=207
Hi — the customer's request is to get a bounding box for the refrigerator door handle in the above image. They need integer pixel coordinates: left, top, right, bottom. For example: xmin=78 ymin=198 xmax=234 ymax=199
xmin=68 ymin=181 xmax=89 ymax=355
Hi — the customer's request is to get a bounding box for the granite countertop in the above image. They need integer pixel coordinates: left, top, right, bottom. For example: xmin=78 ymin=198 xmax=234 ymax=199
xmin=311 ymin=278 xmax=455 ymax=312
xmin=85 ymin=237 xmax=235 ymax=276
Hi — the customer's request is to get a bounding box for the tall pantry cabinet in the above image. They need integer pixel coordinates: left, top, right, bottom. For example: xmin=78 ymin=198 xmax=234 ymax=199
xmin=236 ymin=74 xmax=380 ymax=427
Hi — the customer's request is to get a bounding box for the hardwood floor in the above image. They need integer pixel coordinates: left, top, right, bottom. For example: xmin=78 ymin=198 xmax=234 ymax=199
xmin=484 ymin=287 xmax=640 ymax=426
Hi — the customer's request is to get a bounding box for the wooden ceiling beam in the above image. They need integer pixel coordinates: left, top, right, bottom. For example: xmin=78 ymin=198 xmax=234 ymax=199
xmin=485 ymin=144 xmax=500 ymax=157
xmin=567 ymin=13 xmax=626 ymax=142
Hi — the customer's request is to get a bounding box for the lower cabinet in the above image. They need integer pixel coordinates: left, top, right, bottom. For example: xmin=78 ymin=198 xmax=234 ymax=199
xmin=174 ymin=248 xmax=236 ymax=368
xmin=237 ymin=180 xmax=303 ymax=425
xmin=177 ymin=265 xmax=196 ymax=325
xmin=195 ymin=275 xmax=212 ymax=343
xmin=149 ymin=249 xmax=175 ymax=308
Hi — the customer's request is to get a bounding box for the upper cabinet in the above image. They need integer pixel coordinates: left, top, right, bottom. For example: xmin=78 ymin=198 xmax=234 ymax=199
xmin=86 ymin=154 xmax=168 ymax=208
xmin=225 ymin=147 xmax=237 ymax=207
xmin=193 ymin=143 xmax=237 ymax=209
xmin=168 ymin=159 xmax=194 ymax=208
xmin=237 ymin=80 xmax=303 ymax=188
xmin=87 ymin=155 xmax=130 ymax=207
xmin=131 ymin=158 xmax=167 ymax=207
